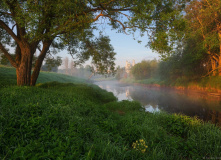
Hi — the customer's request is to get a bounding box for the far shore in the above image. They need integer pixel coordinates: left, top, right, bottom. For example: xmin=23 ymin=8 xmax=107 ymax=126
xmin=117 ymin=80 xmax=221 ymax=99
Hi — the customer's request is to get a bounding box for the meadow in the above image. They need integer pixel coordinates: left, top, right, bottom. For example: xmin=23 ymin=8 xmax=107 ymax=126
xmin=1 ymin=66 xmax=221 ymax=159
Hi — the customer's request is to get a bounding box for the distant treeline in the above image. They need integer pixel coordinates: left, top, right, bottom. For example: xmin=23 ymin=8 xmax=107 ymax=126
xmin=58 ymin=65 xmax=92 ymax=79
xmin=116 ymin=57 xmax=219 ymax=86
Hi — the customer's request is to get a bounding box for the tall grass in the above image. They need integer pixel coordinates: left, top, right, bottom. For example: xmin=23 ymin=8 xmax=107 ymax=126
xmin=1 ymin=65 xmax=221 ymax=159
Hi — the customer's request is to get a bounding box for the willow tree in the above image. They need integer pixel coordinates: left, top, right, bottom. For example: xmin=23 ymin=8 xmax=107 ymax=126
xmin=0 ymin=0 xmax=187 ymax=86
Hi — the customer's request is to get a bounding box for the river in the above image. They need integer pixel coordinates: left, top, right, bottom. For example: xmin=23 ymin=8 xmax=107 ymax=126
xmin=94 ymin=81 xmax=221 ymax=126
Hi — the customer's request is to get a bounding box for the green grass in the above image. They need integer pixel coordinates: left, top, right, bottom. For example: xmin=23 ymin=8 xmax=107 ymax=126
xmin=1 ymin=65 xmax=221 ymax=159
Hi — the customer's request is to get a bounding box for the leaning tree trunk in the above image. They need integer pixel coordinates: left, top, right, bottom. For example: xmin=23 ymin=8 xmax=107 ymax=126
xmin=219 ymin=55 xmax=221 ymax=76
xmin=209 ymin=55 xmax=217 ymax=76
xmin=30 ymin=40 xmax=52 ymax=86
xmin=16 ymin=47 xmax=33 ymax=86
xmin=30 ymin=57 xmax=44 ymax=86
xmin=218 ymin=32 xmax=221 ymax=76
xmin=219 ymin=42 xmax=221 ymax=76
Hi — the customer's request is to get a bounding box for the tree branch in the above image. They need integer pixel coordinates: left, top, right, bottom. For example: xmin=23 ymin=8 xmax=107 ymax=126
xmin=102 ymin=14 xmax=129 ymax=30
xmin=0 ymin=42 xmax=17 ymax=67
xmin=0 ymin=11 xmax=12 ymax=16
xmin=6 ymin=0 xmax=27 ymax=39
xmin=102 ymin=0 xmax=116 ymax=6
xmin=94 ymin=13 xmax=134 ymax=34
xmin=202 ymin=66 xmax=221 ymax=77
xmin=0 ymin=20 xmax=21 ymax=45
xmin=12 ymin=24 xmax=16 ymax=31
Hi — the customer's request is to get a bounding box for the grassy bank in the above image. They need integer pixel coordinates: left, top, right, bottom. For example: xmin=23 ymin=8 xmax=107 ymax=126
xmin=1 ymin=65 xmax=221 ymax=159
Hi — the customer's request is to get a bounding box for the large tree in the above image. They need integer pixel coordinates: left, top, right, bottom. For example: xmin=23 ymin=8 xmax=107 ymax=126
xmin=150 ymin=0 xmax=221 ymax=77
xmin=0 ymin=0 xmax=186 ymax=86
xmin=185 ymin=0 xmax=221 ymax=76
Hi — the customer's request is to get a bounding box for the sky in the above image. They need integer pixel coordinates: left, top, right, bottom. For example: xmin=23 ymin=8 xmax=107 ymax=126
xmin=59 ymin=26 xmax=160 ymax=68
xmin=100 ymin=28 xmax=160 ymax=67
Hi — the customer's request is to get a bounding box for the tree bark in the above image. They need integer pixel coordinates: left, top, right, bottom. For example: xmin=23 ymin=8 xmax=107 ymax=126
xmin=16 ymin=46 xmax=33 ymax=86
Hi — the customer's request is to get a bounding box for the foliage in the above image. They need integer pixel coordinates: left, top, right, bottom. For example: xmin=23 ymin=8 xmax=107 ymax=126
xmin=155 ymin=36 xmax=210 ymax=83
xmin=147 ymin=0 xmax=221 ymax=79
xmin=41 ymin=56 xmax=62 ymax=72
xmin=131 ymin=60 xmax=158 ymax=80
xmin=184 ymin=0 xmax=221 ymax=76
xmin=147 ymin=2 xmax=187 ymax=58
xmin=151 ymin=0 xmax=221 ymax=77
xmin=1 ymin=66 xmax=221 ymax=159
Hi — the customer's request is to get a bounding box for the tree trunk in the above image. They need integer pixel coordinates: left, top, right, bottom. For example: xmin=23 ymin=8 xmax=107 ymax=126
xmin=16 ymin=47 xmax=33 ymax=86
xmin=30 ymin=40 xmax=52 ymax=86
xmin=219 ymin=55 xmax=221 ymax=76
xmin=210 ymin=56 xmax=216 ymax=76
xmin=30 ymin=60 xmax=42 ymax=86
xmin=218 ymin=32 xmax=221 ymax=76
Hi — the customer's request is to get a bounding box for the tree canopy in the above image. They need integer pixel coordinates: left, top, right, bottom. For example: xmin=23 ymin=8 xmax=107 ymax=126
xmin=150 ymin=0 xmax=221 ymax=77
xmin=185 ymin=0 xmax=221 ymax=76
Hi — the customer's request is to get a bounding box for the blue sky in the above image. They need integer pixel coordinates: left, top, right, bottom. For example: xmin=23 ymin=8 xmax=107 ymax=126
xmin=59 ymin=28 xmax=160 ymax=68
xmin=102 ymin=28 xmax=160 ymax=67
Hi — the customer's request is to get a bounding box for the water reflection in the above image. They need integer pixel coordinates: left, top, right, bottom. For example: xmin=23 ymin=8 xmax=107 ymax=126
xmin=95 ymin=81 xmax=221 ymax=126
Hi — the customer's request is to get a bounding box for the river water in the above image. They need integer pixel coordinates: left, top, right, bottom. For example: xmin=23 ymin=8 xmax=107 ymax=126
xmin=94 ymin=81 xmax=221 ymax=126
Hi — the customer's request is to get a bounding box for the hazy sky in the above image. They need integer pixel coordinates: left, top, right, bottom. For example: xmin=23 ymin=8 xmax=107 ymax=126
xmin=59 ymin=26 xmax=160 ymax=68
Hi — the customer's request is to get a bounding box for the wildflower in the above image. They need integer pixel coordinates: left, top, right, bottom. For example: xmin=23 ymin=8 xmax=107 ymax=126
xmin=132 ymin=139 xmax=148 ymax=153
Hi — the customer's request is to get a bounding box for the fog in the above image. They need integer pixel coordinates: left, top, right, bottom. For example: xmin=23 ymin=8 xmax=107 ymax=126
xmin=94 ymin=80 xmax=221 ymax=126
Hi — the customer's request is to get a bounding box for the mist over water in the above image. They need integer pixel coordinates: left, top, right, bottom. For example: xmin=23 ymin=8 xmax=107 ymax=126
xmin=94 ymin=81 xmax=221 ymax=126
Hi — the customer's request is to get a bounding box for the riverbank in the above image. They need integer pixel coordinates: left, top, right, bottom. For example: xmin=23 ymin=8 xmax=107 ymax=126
xmin=120 ymin=77 xmax=221 ymax=98
xmin=1 ymin=66 xmax=221 ymax=159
